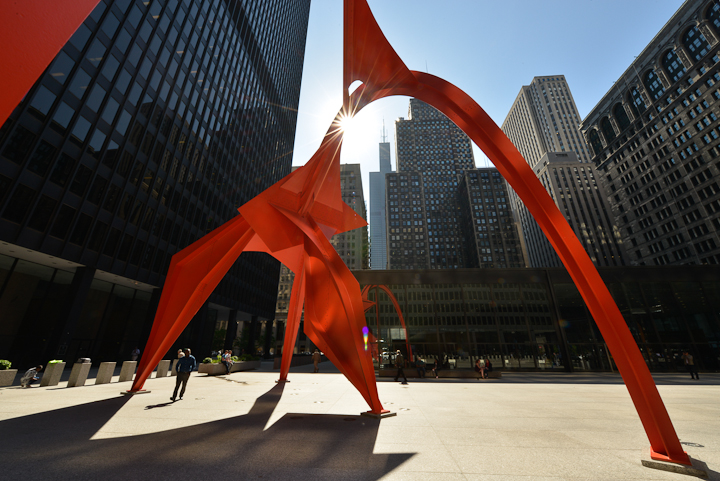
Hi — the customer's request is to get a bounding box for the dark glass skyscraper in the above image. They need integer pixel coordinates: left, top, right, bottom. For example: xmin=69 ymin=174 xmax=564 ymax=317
xmin=0 ymin=0 xmax=310 ymax=367
xmin=387 ymin=99 xmax=475 ymax=269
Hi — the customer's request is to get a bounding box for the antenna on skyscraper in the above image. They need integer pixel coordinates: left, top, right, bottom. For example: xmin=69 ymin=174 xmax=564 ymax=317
xmin=382 ymin=118 xmax=387 ymax=143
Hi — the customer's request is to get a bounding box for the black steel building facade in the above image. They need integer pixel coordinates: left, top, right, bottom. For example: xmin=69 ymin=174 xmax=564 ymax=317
xmin=0 ymin=0 xmax=310 ymax=368
xmin=356 ymin=266 xmax=720 ymax=373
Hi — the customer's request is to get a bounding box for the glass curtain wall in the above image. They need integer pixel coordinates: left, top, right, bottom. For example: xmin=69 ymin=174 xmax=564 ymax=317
xmin=357 ymin=267 xmax=720 ymax=372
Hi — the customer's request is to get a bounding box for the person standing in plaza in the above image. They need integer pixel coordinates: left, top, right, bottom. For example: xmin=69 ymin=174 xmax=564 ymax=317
xmin=131 ymin=347 xmax=140 ymax=362
xmin=393 ymin=350 xmax=407 ymax=384
xmin=682 ymin=351 xmax=699 ymax=380
xmin=171 ymin=348 xmax=196 ymax=401
xmin=312 ymin=349 xmax=322 ymax=372
xmin=415 ymin=355 xmax=426 ymax=378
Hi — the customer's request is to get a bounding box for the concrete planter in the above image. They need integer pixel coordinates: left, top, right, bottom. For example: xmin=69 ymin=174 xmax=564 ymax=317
xmin=40 ymin=362 xmax=66 ymax=387
xmin=0 ymin=369 xmax=17 ymax=387
xmin=95 ymin=362 xmax=116 ymax=384
xmin=231 ymin=360 xmax=261 ymax=372
xmin=67 ymin=362 xmax=92 ymax=387
xmin=198 ymin=361 xmax=261 ymax=375
xmin=155 ymin=360 xmax=170 ymax=378
xmin=198 ymin=363 xmax=225 ymax=375
xmin=119 ymin=361 xmax=136 ymax=382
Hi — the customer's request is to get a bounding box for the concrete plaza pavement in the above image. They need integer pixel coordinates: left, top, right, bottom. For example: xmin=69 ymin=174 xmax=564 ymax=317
xmin=0 ymin=361 xmax=719 ymax=480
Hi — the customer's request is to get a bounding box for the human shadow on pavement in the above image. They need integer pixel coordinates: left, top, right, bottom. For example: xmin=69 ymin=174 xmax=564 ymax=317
xmin=0 ymin=383 xmax=412 ymax=481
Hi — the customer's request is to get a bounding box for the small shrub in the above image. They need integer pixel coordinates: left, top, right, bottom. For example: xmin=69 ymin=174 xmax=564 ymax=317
xmin=0 ymin=360 xmax=11 ymax=370
xmin=231 ymin=356 xmax=239 ymax=362
xmin=202 ymin=357 xmax=213 ymax=364
xmin=48 ymin=360 xmax=63 ymax=364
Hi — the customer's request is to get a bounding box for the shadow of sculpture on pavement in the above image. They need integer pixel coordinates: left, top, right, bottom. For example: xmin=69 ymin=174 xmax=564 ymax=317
xmin=0 ymin=384 xmax=412 ymax=481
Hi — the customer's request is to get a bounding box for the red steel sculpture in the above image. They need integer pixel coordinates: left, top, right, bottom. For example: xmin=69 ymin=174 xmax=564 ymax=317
xmin=1 ymin=0 xmax=690 ymax=465
xmin=361 ymin=285 xmax=412 ymax=363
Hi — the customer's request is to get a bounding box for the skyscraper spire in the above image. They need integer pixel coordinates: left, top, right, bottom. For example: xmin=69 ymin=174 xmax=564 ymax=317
xmin=381 ymin=118 xmax=387 ymax=143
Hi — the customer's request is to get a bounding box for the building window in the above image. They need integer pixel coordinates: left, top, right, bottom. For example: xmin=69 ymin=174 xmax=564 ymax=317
xmin=600 ymin=117 xmax=616 ymax=143
xmin=662 ymin=49 xmax=686 ymax=82
xmin=644 ymin=70 xmax=665 ymax=100
xmin=630 ymin=86 xmax=646 ymax=114
xmin=683 ymin=26 xmax=710 ymax=61
xmin=613 ymin=103 xmax=631 ymax=131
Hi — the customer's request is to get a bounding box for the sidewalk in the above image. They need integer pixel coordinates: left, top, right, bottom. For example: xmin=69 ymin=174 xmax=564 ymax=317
xmin=1 ymin=363 xmax=718 ymax=480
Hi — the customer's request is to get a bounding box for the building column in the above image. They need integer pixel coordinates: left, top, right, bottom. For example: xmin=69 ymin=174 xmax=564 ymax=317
xmin=698 ymin=20 xmax=719 ymax=47
xmin=247 ymin=314 xmax=258 ymax=355
xmin=224 ymin=309 xmax=238 ymax=351
xmin=622 ymin=101 xmax=637 ymax=122
xmin=263 ymin=320 xmax=273 ymax=358
xmin=653 ymin=63 xmax=672 ymax=90
xmin=186 ymin=302 xmax=212 ymax=357
xmin=673 ymin=43 xmax=693 ymax=71
xmin=47 ymin=267 xmax=96 ymax=360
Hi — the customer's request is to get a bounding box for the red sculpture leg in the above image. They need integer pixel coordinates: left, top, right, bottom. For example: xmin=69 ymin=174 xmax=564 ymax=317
xmin=131 ymin=215 xmax=256 ymax=392
xmin=0 ymin=0 xmax=101 ymax=126
xmin=341 ymin=0 xmax=689 ymax=465
xmin=361 ymin=285 xmax=412 ymax=362
xmin=278 ymin=262 xmax=306 ymax=382
xmin=278 ymin=207 xmax=385 ymax=413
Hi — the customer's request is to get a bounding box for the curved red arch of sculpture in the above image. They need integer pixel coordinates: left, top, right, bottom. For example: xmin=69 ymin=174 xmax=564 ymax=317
xmin=340 ymin=0 xmax=688 ymax=464
xmin=0 ymin=0 xmax=689 ymax=465
xmin=361 ymin=285 xmax=412 ymax=362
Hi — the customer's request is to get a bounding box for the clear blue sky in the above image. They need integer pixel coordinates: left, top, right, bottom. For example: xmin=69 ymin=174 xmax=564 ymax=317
xmin=291 ymin=0 xmax=685 ymax=203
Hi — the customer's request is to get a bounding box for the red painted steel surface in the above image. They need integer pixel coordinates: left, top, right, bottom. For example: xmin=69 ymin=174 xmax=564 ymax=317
xmin=361 ymin=285 xmax=412 ymax=363
xmin=340 ymin=0 xmax=689 ymax=465
xmin=1 ymin=0 xmax=687 ymax=463
xmin=0 ymin=0 xmax=102 ymax=126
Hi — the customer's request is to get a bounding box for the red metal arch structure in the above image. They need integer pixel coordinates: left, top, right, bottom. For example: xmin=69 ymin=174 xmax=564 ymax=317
xmin=1 ymin=0 xmax=690 ymax=465
xmin=361 ymin=285 xmax=412 ymax=363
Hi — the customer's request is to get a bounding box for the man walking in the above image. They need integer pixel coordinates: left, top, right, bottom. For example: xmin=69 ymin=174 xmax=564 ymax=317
xmin=312 ymin=349 xmax=322 ymax=373
xmin=682 ymin=351 xmax=699 ymax=380
xmin=172 ymin=348 xmax=196 ymax=401
xmin=393 ymin=350 xmax=407 ymax=384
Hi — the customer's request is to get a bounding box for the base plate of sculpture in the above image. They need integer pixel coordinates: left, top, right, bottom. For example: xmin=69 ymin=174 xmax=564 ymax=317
xmin=121 ymin=390 xmax=151 ymax=395
xmin=642 ymin=448 xmax=707 ymax=477
xmin=361 ymin=410 xmax=396 ymax=419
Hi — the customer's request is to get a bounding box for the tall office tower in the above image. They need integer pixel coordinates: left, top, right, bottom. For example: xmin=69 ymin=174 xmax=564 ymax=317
xmin=274 ymin=163 xmax=367 ymax=354
xmin=580 ymin=1 xmax=720 ymax=266
xmin=387 ymin=99 xmax=475 ymax=269
xmin=369 ymin=132 xmax=392 ymax=269
xmin=502 ymin=75 xmax=592 ymax=267
xmin=330 ymin=164 xmax=368 ymax=270
xmin=457 ymin=168 xmax=526 ymax=268
xmin=0 ymin=0 xmax=311 ymax=367
xmin=532 ymin=152 xmax=629 ymax=266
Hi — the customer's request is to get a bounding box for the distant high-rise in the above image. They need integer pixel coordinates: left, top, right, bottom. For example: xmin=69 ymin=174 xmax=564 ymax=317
xmin=0 ymin=0 xmax=311 ymax=366
xmin=369 ymin=128 xmax=392 ymax=269
xmin=458 ymin=168 xmax=526 ymax=268
xmin=502 ymin=75 xmax=594 ymax=267
xmin=529 ymin=152 xmax=629 ymax=267
xmin=331 ymin=164 xmax=368 ymax=270
xmin=387 ymin=99 xmax=475 ymax=269
xmin=580 ymin=0 xmax=720 ymax=266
